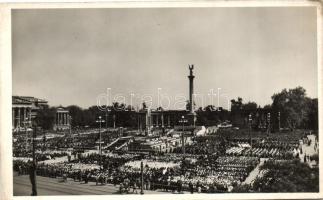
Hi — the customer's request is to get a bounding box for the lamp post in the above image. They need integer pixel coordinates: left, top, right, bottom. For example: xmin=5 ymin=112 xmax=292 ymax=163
xmin=113 ymin=114 xmax=116 ymax=129
xmin=278 ymin=111 xmax=281 ymax=132
xmin=30 ymin=116 xmax=37 ymax=196
xmin=137 ymin=113 xmax=140 ymax=132
xmin=69 ymin=115 xmax=72 ymax=135
xmin=140 ymin=161 xmax=144 ymax=195
xmin=105 ymin=107 xmax=111 ymax=130
xmin=22 ymin=117 xmax=29 ymax=151
xmin=105 ymin=107 xmax=111 ymax=143
xmin=217 ymin=88 xmax=221 ymax=111
xmin=105 ymin=109 xmax=108 ymax=130
xmin=69 ymin=116 xmax=74 ymax=151
xmin=96 ymin=116 xmax=105 ymax=170
xmin=267 ymin=113 xmax=271 ymax=134
xmin=248 ymin=114 xmax=252 ymax=148
xmin=179 ymin=115 xmax=188 ymax=155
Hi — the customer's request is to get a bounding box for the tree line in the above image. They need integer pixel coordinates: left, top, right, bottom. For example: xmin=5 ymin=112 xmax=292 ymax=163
xmin=36 ymin=86 xmax=318 ymax=131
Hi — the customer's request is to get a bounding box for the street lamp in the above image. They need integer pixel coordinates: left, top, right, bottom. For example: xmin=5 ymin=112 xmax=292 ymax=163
xmin=217 ymin=88 xmax=221 ymax=111
xmin=22 ymin=117 xmax=30 ymax=151
xmin=96 ymin=116 xmax=105 ymax=170
xmin=113 ymin=114 xmax=116 ymax=129
xmin=105 ymin=107 xmax=111 ymax=130
xmin=179 ymin=115 xmax=188 ymax=155
xmin=69 ymin=116 xmax=75 ymax=150
xmin=69 ymin=115 xmax=72 ymax=135
xmin=105 ymin=107 xmax=111 ymax=143
xmin=140 ymin=161 xmax=144 ymax=195
xmin=248 ymin=114 xmax=252 ymax=148
xmin=278 ymin=111 xmax=281 ymax=132
xmin=30 ymin=115 xmax=38 ymax=196
xmin=267 ymin=113 xmax=271 ymax=134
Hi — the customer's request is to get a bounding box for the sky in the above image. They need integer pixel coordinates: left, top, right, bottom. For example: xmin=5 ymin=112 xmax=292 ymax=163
xmin=12 ymin=7 xmax=318 ymax=110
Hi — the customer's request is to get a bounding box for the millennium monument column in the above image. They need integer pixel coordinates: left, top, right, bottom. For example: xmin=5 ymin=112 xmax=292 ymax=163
xmin=188 ymin=65 xmax=195 ymax=113
xmin=187 ymin=65 xmax=196 ymax=127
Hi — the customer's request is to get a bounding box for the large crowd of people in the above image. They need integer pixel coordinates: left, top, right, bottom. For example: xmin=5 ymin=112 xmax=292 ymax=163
xmin=13 ymin=127 xmax=317 ymax=194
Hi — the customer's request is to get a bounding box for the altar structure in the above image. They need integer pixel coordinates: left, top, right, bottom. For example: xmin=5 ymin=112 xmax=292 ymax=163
xmin=136 ymin=65 xmax=197 ymax=135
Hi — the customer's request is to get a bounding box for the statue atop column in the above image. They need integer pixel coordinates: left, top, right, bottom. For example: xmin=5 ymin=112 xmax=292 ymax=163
xmin=188 ymin=64 xmax=195 ymax=113
xmin=189 ymin=64 xmax=194 ymax=76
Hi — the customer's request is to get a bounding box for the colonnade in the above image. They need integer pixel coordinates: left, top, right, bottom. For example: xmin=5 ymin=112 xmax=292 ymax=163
xmin=12 ymin=106 xmax=32 ymax=128
xmin=56 ymin=111 xmax=69 ymax=125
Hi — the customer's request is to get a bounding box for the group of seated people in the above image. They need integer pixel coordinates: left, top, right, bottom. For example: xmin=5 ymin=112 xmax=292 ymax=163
xmin=225 ymin=146 xmax=295 ymax=159
xmin=71 ymin=153 xmax=142 ymax=170
xmin=13 ymin=150 xmax=68 ymax=162
xmin=224 ymin=133 xmax=305 ymax=159
xmin=14 ymin=128 xmax=122 ymax=151
xmin=14 ymin=152 xmax=259 ymax=193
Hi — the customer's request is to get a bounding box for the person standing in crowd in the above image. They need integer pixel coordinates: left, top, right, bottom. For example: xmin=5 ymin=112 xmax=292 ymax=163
xmin=104 ymin=173 xmax=108 ymax=185
xmin=73 ymin=170 xmax=77 ymax=181
xmin=177 ymin=179 xmax=182 ymax=194
xmin=63 ymin=172 xmax=67 ymax=182
xmin=197 ymin=180 xmax=201 ymax=193
xmin=189 ymin=181 xmax=194 ymax=194
xmin=166 ymin=176 xmax=171 ymax=192
xmin=18 ymin=165 xmax=22 ymax=176
xmin=79 ymin=170 xmax=83 ymax=182
xmin=124 ymin=177 xmax=130 ymax=193
xmin=147 ymin=178 xmax=151 ymax=190
xmin=132 ymin=181 xmax=138 ymax=194
xmin=119 ymin=182 xmax=124 ymax=194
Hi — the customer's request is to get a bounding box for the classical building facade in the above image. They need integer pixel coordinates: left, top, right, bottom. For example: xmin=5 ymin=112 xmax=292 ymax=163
xmin=53 ymin=107 xmax=70 ymax=131
xmin=12 ymin=96 xmax=48 ymax=131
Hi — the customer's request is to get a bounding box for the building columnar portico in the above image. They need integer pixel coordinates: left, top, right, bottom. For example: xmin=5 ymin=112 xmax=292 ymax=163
xmin=53 ymin=107 xmax=70 ymax=131
xmin=12 ymin=96 xmax=48 ymax=132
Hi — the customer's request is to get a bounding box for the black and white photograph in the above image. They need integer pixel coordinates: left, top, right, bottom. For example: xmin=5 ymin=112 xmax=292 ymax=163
xmin=0 ymin=1 xmax=322 ymax=199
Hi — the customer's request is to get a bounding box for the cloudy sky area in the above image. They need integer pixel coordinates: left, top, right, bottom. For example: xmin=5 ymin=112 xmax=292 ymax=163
xmin=12 ymin=7 xmax=317 ymax=110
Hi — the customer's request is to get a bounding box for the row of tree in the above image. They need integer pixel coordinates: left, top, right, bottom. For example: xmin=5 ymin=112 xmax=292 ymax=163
xmin=229 ymin=86 xmax=318 ymax=131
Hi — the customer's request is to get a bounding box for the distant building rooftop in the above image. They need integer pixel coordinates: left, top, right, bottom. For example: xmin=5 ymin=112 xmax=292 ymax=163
xmin=12 ymin=96 xmax=48 ymax=105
